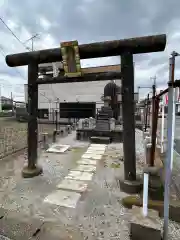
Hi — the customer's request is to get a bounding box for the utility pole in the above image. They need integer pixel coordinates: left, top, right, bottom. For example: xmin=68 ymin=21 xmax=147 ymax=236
xmin=11 ymin=92 xmax=14 ymax=115
xmin=150 ymin=76 xmax=157 ymax=167
xmin=151 ymin=76 xmax=157 ymax=96
xmin=163 ymin=51 xmax=180 ymax=240
xmin=24 ymin=33 xmax=39 ymax=51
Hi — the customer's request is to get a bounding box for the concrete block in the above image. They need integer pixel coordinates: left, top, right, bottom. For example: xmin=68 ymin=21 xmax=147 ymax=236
xmin=122 ymin=196 xmax=180 ymax=223
xmin=46 ymin=144 xmax=70 ymax=153
xmin=86 ymin=149 xmax=105 ymax=154
xmin=91 ymin=155 xmax=103 ymax=160
xmin=57 ymin=179 xmax=88 ymax=193
xmin=87 ymin=147 xmax=106 ymax=151
xmin=65 ymin=170 xmax=94 ymax=181
xmin=44 ymin=190 xmax=81 ymax=208
xmin=130 ymin=206 xmax=161 ymax=240
xmin=90 ymin=136 xmax=110 ymax=144
xmin=77 ymin=159 xmax=97 ymax=166
xmin=90 ymin=144 xmax=107 ymax=148
xmin=81 ymin=154 xmax=93 ymax=159
xmin=72 ymin=164 xmax=96 ymax=173
xmin=81 ymin=154 xmax=102 ymax=160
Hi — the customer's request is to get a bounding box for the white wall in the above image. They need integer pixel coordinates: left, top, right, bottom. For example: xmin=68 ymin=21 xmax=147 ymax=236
xmin=24 ymin=79 xmax=121 ymax=114
xmin=24 ymin=80 xmax=121 ymax=120
xmin=24 ymin=80 xmax=121 ymax=108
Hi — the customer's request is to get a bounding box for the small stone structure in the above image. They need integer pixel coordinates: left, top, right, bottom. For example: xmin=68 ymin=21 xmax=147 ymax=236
xmin=76 ymin=81 xmax=123 ymax=143
xmin=130 ymin=206 xmax=161 ymax=240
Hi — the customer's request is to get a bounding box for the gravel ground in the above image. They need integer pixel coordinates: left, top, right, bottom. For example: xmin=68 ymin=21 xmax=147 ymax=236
xmin=0 ymin=129 xmax=179 ymax=239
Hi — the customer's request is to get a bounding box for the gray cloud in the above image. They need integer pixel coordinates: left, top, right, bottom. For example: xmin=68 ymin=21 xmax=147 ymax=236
xmin=0 ymin=0 xmax=180 ymax=99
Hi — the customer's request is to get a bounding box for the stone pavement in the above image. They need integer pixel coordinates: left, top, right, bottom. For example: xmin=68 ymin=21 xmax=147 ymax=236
xmin=0 ymin=130 xmax=179 ymax=239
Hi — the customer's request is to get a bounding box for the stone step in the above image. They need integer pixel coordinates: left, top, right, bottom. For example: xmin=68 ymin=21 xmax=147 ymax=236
xmin=98 ymin=115 xmax=109 ymax=119
xmin=95 ymin=122 xmax=110 ymax=130
xmin=97 ymin=117 xmax=109 ymax=121
xmin=98 ymin=113 xmax=109 ymax=117
xmin=96 ymin=122 xmax=109 ymax=124
xmin=96 ymin=120 xmax=109 ymax=124
xmin=101 ymin=106 xmax=112 ymax=110
xmin=90 ymin=136 xmax=111 ymax=144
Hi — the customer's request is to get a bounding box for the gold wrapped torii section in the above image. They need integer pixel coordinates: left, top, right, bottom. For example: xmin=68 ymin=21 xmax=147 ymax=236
xmin=61 ymin=40 xmax=82 ymax=77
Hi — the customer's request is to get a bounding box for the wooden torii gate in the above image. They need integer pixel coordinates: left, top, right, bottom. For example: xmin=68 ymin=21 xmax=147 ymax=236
xmin=5 ymin=34 xmax=166 ymax=193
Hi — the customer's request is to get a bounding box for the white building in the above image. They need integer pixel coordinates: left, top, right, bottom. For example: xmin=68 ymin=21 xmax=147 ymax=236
xmin=24 ymin=64 xmax=121 ymax=120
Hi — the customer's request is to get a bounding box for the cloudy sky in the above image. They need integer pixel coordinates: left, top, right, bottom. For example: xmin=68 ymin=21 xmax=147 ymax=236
xmin=0 ymin=0 xmax=179 ymax=100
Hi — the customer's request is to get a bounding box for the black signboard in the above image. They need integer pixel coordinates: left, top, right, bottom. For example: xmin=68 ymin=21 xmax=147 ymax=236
xmin=60 ymin=102 xmax=96 ymax=118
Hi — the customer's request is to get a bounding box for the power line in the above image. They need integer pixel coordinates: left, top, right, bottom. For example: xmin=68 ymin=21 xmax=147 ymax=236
xmin=0 ymin=17 xmax=49 ymax=101
xmin=0 ymin=17 xmax=30 ymax=51
xmin=0 ymin=45 xmax=48 ymax=100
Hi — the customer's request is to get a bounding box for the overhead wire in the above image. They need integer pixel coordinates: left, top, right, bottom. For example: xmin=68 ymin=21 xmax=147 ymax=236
xmin=0 ymin=16 xmax=51 ymax=100
xmin=0 ymin=17 xmax=30 ymax=51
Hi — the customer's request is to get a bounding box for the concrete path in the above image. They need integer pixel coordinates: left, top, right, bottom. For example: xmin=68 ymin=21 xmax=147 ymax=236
xmin=0 ymin=130 xmax=179 ymax=239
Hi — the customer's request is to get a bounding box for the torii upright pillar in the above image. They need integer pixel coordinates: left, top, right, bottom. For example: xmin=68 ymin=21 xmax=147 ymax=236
xmin=22 ymin=61 xmax=43 ymax=178
xmin=119 ymin=53 xmax=142 ymax=193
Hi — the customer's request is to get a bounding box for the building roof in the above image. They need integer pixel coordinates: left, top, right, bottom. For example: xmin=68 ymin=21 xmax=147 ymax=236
xmin=82 ymin=64 xmax=121 ymax=74
xmin=1 ymin=96 xmax=11 ymax=101
xmin=38 ymin=63 xmax=121 ymax=74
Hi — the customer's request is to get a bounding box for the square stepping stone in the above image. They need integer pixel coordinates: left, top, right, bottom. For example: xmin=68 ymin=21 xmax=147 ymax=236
xmin=86 ymin=149 xmax=105 ymax=153
xmin=46 ymin=144 xmax=70 ymax=153
xmin=77 ymin=159 xmax=97 ymax=165
xmin=87 ymin=148 xmax=105 ymax=152
xmin=85 ymin=151 xmax=104 ymax=155
xmin=57 ymin=179 xmax=88 ymax=193
xmin=90 ymin=155 xmax=102 ymax=160
xmin=72 ymin=165 xmax=96 ymax=173
xmin=88 ymin=147 xmax=105 ymax=150
xmin=82 ymin=154 xmax=103 ymax=160
xmin=82 ymin=154 xmax=93 ymax=159
xmin=65 ymin=171 xmax=94 ymax=181
xmin=44 ymin=190 xmax=81 ymax=208
xmin=90 ymin=144 xmax=107 ymax=147
xmin=89 ymin=148 xmax=106 ymax=151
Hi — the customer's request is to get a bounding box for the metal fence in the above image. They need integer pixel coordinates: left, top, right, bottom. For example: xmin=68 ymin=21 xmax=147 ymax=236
xmin=0 ymin=119 xmax=55 ymax=159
